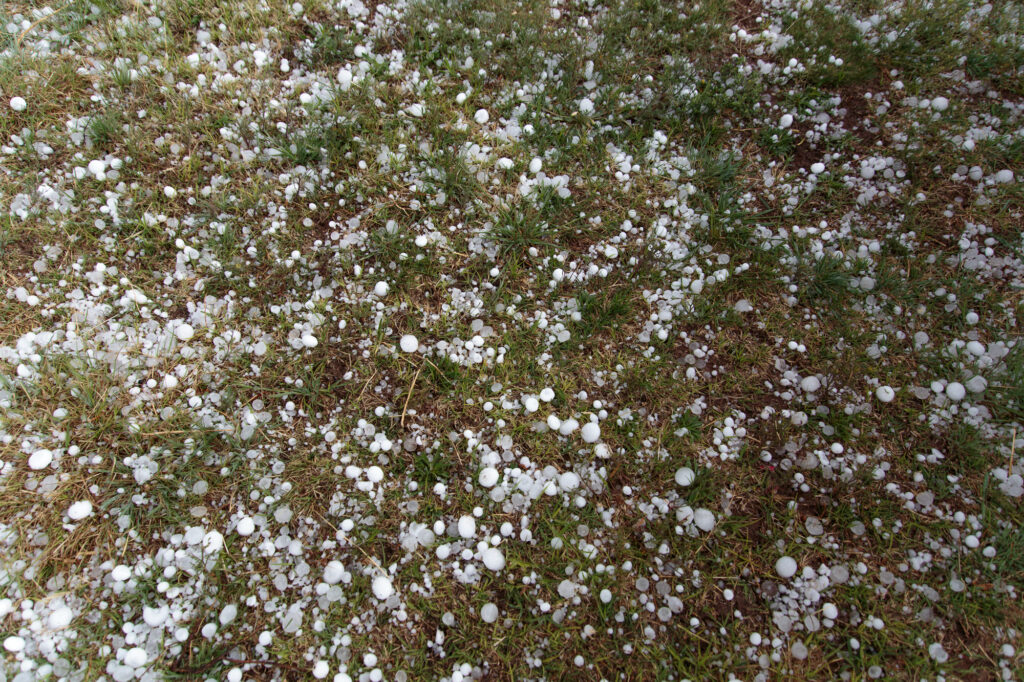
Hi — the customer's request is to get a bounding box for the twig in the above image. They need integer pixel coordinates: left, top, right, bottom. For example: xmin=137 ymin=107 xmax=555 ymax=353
xmin=401 ymin=363 xmax=423 ymax=428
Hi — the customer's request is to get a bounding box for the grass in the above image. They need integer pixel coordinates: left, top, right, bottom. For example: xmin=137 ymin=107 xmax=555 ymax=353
xmin=0 ymin=0 xmax=1022 ymax=679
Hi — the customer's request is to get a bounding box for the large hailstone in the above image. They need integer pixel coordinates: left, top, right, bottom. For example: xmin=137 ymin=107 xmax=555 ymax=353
xmin=674 ymin=467 xmax=695 ymax=486
xmin=372 ymin=575 xmax=394 ymax=600
xmin=457 ymin=515 xmax=477 ymax=538
xmin=478 ymin=467 xmax=499 ymax=488
xmin=400 ymin=334 xmax=418 ymax=353
xmin=581 ymin=422 xmax=601 ymax=443
xmin=481 ymin=547 xmax=505 ymax=571
xmin=775 ymin=556 xmax=798 ymax=579
xmin=28 ymin=449 xmax=53 ymax=470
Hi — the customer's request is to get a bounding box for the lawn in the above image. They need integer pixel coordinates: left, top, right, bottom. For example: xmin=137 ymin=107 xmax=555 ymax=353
xmin=1 ymin=0 xmax=1023 ymax=679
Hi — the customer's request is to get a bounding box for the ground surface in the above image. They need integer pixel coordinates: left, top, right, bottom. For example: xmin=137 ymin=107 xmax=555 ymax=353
xmin=1 ymin=0 xmax=1023 ymax=680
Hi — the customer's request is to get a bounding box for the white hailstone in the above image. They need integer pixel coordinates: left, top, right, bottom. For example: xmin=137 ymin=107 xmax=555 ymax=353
xmin=480 ymin=602 xmax=499 ymax=623
xmin=995 ymin=169 xmax=1014 ymax=183
xmin=10 ymin=96 xmax=27 ymax=112
xmin=236 ymin=516 xmax=255 ymax=536
xmin=581 ymin=422 xmax=601 ymax=443
xmin=674 ymin=467 xmax=695 ymax=487
xmin=162 ymin=374 xmax=179 ymax=389
xmin=124 ymin=647 xmax=148 ymax=668
xmin=539 ymin=387 xmax=555 ymax=402
xmin=301 ymin=333 xmax=318 ymax=348
xmin=202 ymin=530 xmax=224 ymax=553
xmin=313 ymin=660 xmax=330 ymax=679
xmin=481 ymin=547 xmax=505 ymax=571
xmin=371 ymin=575 xmax=394 ymax=600
xmin=110 ymin=564 xmax=132 ymax=581
xmin=523 ymin=396 xmax=540 ymax=413
xmin=928 ymin=642 xmax=949 ymax=663
xmin=578 ymin=97 xmax=594 ymax=114
xmin=219 ymin=604 xmax=238 ymax=625
xmin=800 ymin=376 xmax=821 ymax=393
xmin=559 ymin=418 xmax=579 ymax=435
xmin=174 ymin=323 xmax=195 ymax=341
xmin=373 ymin=281 xmax=389 ymax=297
xmin=931 ymin=96 xmax=949 ymax=111
xmin=965 ymin=376 xmax=987 ymax=393
xmin=48 ymin=607 xmax=74 ymax=630
xmin=458 ymin=515 xmax=477 ymax=538
xmin=474 ymin=108 xmax=489 ymax=124
xmin=496 ymin=157 xmax=513 ymax=170
xmin=546 ymin=414 xmax=561 ymax=431
xmin=529 ymin=157 xmax=543 ymax=174
xmin=143 ymin=605 xmax=168 ymax=627
xmin=28 ymin=449 xmax=53 ymax=470
xmin=779 ymin=113 xmax=793 ymax=128
xmin=945 ymin=382 xmax=966 ymax=402
xmin=875 ymin=385 xmax=896 ymax=403
xmin=599 ymin=589 xmax=612 ymax=603
xmin=367 ymin=466 xmax=384 ymax=483
xmin=693 ymin=508 xmax=716 ymax=532
xmin=324 ymin=560 xmax=345 ymax=585
xmin=406 ymin=103 xmax=424 ymax=118
xmin=822 ymin=603 xmax=838 ymax=620
xmin=3 ymin=636 xmax=25 ymax=652
xmin=810 ymin=162 xmax=825 ymax=175
xmin=559 ymin=472 xmax=580 ymax=491
xmin=775 ymin=556 xmax=798 ymax=579
xmin=67 ymin=500 xmax=93 ymax=520
xmin=400 ymin=334 xmax=419 ymax=353
xmin=87 ymin=159 xmax=106 ymax=179
xmin=478 ymin=467 xmax=499 ymax=488
xmin=163 ymin=186 xmax=177 ymax=199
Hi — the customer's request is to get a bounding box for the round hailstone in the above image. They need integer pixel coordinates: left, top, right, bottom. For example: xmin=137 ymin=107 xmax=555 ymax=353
xmin=373 ymin=281 xmax=389 ymax=297
xmin=236 ymin=516 xmax=255 ymax=536
xmin=162 ymin=374 xmax=179 ymax=389
xmin=821 ymin=602 xmax=838 ymax=620
xmin=458 ymin=515 xmax=477 ymax=538
xmin=775 ymin=556 xmax=798 ymax=579
xmin=539 ymin=387 xmax=555 ymax=402
xmin=800 ymin=375 xmax=821 ymax=393
xmin=546 ymin=414 xmax=561 ymax=431
xmin=875 ymin=385 xmax=896 ymax=403
xmin=3 ymin=636 xmax=25 ymax=652
xmin=481 ymin=547 xmax=505 ymax=571
xmin=578 ymin=97 xmax=594 ymax=115
xmin=529 ymin=157 xmax=543 ymax=174
xmin=580 ymin=422 xmax=601 ymax=443
xmin=301 ymin=333 xmax=318 ymax=348
xmin=945 ymin=382 xmax=966 ymax=402
xmin=599 ymin=588 xmax=612 ymax=603
xmin=143 ymin=605 xmax=168 ymax=627
xmin=779 ymin=113 xmax=793 ymax=128
xmin=67 ymin=500 xmax=93 ymax=520
xmin=558 ymin=471 xmax=580 ymax=491
xmin=674 ymin=467 xmax=695 ymax=487
xmin=693 ymin=508 xmax=716 ymax=532
xmin=480 ymin=602 xmax=499 ymax=623
xmin=478 ymin=467 xmax=499 ymax=488
xmin=810 ymin=162 xmax=825 ymax=174
xmin=48 ymin=607 xmax=74 ymax=630
xmin=559 ymin=418 xmax=579 ymax=435
xmin=124 ymin=647 xmax=148 ymax=668
xmin=523 ymin=396 xmax=539 ymax=413
xmin=931 ymin=96 xmax=949 ymax=111
xmin=372 ymin=575 xmax=394 ymax=601
xmin=313 ymin=660 xmax=330 ymax=679
xmin=994 ymin=169 xmax=1014 ymax=183
xmin=10 ymin=96 xmax=27 ymax=112
xmin=111 ymin=564 xmax=132 ymax=581
xmin=28 ymin=448 xmax=53 ymax=470
xmin=366 ymin=466 xmax=384 ymax=483
xmin=399 ymin=334 xmax=418 ymax=353
xmin=324 ymin=560 xmax=345 ymax=585
xmin=474 ymin=108 xmax=489 ymax=124
xmin=174 ymin=323 xmax=195 ymax=341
